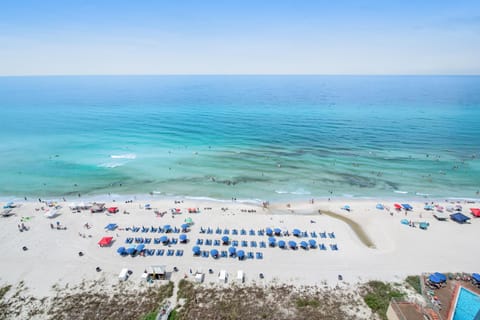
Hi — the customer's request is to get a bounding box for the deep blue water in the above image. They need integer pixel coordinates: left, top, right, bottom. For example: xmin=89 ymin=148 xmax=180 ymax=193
xmin=0 ymin=75 xmax=479 ymax=200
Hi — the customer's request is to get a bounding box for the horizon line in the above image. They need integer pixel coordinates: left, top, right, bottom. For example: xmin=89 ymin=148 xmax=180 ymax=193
xmin=1 ymin=73 xmax=480 ymax=77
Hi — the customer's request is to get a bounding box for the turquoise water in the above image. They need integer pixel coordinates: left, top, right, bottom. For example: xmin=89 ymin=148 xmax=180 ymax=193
xmin=0 ymin=76 xmax=479 ymax=200
xmin=452 ymin=287 xmax=480 ymax=320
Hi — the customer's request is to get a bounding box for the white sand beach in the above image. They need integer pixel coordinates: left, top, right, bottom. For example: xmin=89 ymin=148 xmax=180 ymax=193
xmin=0 ymin=198 xmax=478 ymax=298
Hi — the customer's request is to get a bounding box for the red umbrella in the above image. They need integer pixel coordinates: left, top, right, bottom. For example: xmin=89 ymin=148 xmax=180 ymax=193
xmin=98 ymin=236 xmax=113 ymax=247
xmin=108 ymin=207 xmax=119 ymax=213
xmin=470 ymin=208 xmax=480 ymax=217
xmin=394 ymin=203 xmax=402 ymax=210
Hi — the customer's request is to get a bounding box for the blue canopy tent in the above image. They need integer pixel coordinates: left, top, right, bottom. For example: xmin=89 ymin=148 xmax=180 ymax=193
xmin=450 ymin=213 xmax=470 ymax=223
xmin=309 ymin=239 xmax=316 ymax=248
xmin=192 ymin=246 xmax=201 ymax=255
xmin=105 ymin=223 xmax=118 ymax=231
xmin=181 ymin=224 xmax=189 ymax=231
xmin=228 ymin=246 xmax=236 ymax=256
xmin=210 ymin=249 xmax=219 ymax=258
xmin=429 ymin=272 xmax=447 ymax=284
xmin=292 ymin=229 xmax=301 ymax=237
xmin=179 ymin=234 xmax=187 ymax=242
xmin=160 ymin=235 xmax=169 ymax=244
xmin=288 ymin=241 xmax=297 ymax=249
xmin=136 ymin=244 xmax=145 ymax=252
xmin=402 ymin=204 xmax=413 ymax=211
xmin=268 ymin=237 xmax=276 ymax=246
xmin=424 ymin=205 xmax=434 ymax=211
xmin=127 ymin=246 xmax=136 ymax=255
xmin=221 ymin=236 xmax=229 ymax=244
xmin=266 ymin=228 xmax=273 ymax=236
xmin=278 ymin=240 xmax=286 ymax=248
xmin=300 ymin=241 xmax=308 ymax=249
xmin=164 ymin=225 xmax=172 ymax=232
xmin=274 ymin=228 xmax=282 ymax=235
xmin=472 ymin=273 xmax=480 ymax=283
xmin=376 ymin=203 xmax=384 ymax=210
xmin=237 ymin=250 xmax=245 ymax=260
xmin=117 ymin=247 xmax=126 ymax=255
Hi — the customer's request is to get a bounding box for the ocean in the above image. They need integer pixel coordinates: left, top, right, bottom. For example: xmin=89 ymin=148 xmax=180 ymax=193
xmin=0 ymin=75 xmax=479 ymax=201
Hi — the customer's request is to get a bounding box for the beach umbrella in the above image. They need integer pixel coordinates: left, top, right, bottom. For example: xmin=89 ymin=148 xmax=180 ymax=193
xmin=309 ymin=239 xmax=316 ymax=248
xmin=181 ymin=223 xmax=189 ymax=231
xmin=274 ymin=228 xmax=282 ymax=235
xmin=278 ymin=240 xmax=286 ymax=248
xmin=117 ymin=247 xmax=126 ymax=254
xmin=164 ymin=225 xmax=172 ymax=232
xmin=160 ymin=235 xmax=169 ymax=243
xmin=210 ymin=249 xmax=219 ymax=257
xmin=126 ymin=246 xmax=136 ymax=255
xmin=268 ymin=237 xmax=276 ymax=244
xmin=288 ymin=241 xmax=297 ymax=249
xmin=136 ymin=244 xmax=145 ymax=252
xmin=184 ymin=217 xmax=193 ymax=224
xmin=292 ymin=229 xmax=301 ymax=236
xmin=265 ymin=228 xmax=273 ymax=236
xmin=179 ymin=234 xmax=187 ymax=242
xmin=221 ymin=236 xmax=229 ymax=244
xmin=300 ymin=241 xmax=308 ymax=249
xmin=237 ymin=250 xmax=245 ymax=259
xmin=192 ymin=246 xmax=201 ymax=255
xmin=228 ymin=247 xmax=236 ymax=255
xmin=472 ymin=273 xmax=480 ymax=283
xmin=376 ymin=204 xmax=384 ymax=210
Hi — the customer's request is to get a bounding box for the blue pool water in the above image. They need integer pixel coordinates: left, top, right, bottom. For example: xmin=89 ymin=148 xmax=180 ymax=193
xmin=452 ymin=287 xmax=480 ymax=320
xmin=0 ymin=76 xmax=479 ymax=200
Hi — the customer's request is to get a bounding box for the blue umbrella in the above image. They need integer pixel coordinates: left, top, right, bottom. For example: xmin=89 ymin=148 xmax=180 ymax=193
xmin=181 ymin=223 xmax=189 ymax=230
xmin=293 ymin=229 xmax=301 ymax=236
xmin=117 ymin=247 xmax=126 ymax=254
xmin=179 ymin=234 xmax=187 ymax=242
xmin=192 ymin=246 xmax=201 ymax=254
xmin=136 ymin=244 xmax=145 ymax=252
xmin=278 ymin=240 xmax=286 ymax=248
xmin=127 ymin=246 xmax=136 ymax=255
xmin=268 ymin=237 xmax=276 ymax=243
xmin=160 ymin=235 xmax=169 ymax=243
xmin=237 ymin=250 xmax=245 ymax=259
xmin=228 ymin=247 xmax=236 ymax=255
xmin=164 ymin=225 xmax=172 ymax=231
xmin=210 ymin=249 xmax=219 ymax=257
xmin=300 ymin=241 xmax=308 ymax=249
xmin=221 ymin=236 xmax=229 ymax=244
xmin=265 ymin=227 xmax=273 ymax=236
xmin=274 ymin=228 xmax=282 ymax=235
xmin=288 ymin=241 xmax=297 ymax=249
xmin=309 ymin=239 xmax=316 ymax=247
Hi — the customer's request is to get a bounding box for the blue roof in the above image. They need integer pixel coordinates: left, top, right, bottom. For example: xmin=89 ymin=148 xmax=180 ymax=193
xmin=237 ymin=250 xmax=245 ymax=257
xmin=278 ymin=240 xmax=286 ymax=247
xmin=179 ymin=234 xmax=187 ymax=241
xmin=450 ymin=212 xmax=470 ymax=223
xmin=472 ymin=273 xmax=480 ymax=282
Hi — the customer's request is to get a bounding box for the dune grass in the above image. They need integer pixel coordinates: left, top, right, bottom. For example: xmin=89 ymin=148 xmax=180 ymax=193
xmin=319 ymin=210 xmax=375 ymax=248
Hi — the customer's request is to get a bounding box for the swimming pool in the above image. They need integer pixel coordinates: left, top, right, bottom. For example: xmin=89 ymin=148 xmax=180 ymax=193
xmin=452 ymin=287 xmax=480 ymax=320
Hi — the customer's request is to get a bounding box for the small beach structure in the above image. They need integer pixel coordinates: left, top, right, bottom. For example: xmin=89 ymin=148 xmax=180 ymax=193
xmin=105 ymin=223 xmax=118 ymax=231
xmin=401 ymin=203 xmax=413 ymax=211
xmin=450 ymin=212 xmax=471 ymax=224
xmin=107 ymin=207 xmax=119 ymax=213
xmin=218 ymin=270 xmax=227 ymax=283
xmin=144 ymin=204 xmax=151 ymax=210
xmin=237 ymin=270 xmax=244 ymax=283
xmin=98 ymin=236 xmax=113 ymax=247
xmin=424 ymin=204 xmax=434 ymax=211
xmin=434 ymin=211 xmax=449 ymax=221
xmin=90 ymin=203 xmax=105 ymax=213
xmin=470 ymin=208 xmax=480 ymax=217
xmin=145 ymin=265 xmax=166 ymax=280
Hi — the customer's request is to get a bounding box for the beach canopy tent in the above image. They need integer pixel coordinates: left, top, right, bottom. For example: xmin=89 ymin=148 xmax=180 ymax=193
xmin=98 ymin=236 xmax=113 ymax=247
xmin=401 ymin=219 xmax=409 ymax=225
xmin=419 ymin=222 xmax=429 ymax=230
xmin=192 ymin=246 xmax=201 ymax=255
xmin=179 ymin=234 xmax=187 ymax=242
xmin=181 ymin=223 xmax=189 ymax=231
xmin=309 ymin=239 xmax=316 ymax=247
xmin=3 ymin=202 xmax=15 ymax=209
xmin=160 ymin=236 xmax=169 ymax=243
xmin=210 ymin=249 xmax=219 ymax=257
xmin=136 ymin=244 xmax=145 ymax=252
xmin=237 ymin=250 xmax=245 ymax=259
xmin=434 ymin=211 xmax=449 ymax=220
xmin=394 ymin=203 xmax=402 ymax=210
xmin=470 ymin=208 xmax=480 ymax=217
xmin=221 ymin=236 xmax=229 ymax=244
xmin=278 ymin=240 xmax=286 ymax=248
xmin=300 ymin=241 xmax=308 ymax=249
xmin=424 ymin=205 xmax=434 ymax=211
xmin=428 ymin=272 xmax=447 ymax=284
xmin=127 ymin=246 xmax=136 ymax=255
xmin=472 ymin=273 xmax=480 ymax=283
xmin=107 ymin=207 xmax=118 ymax=213
xmin=292 ymin=229 xmax=301 ymax=236
xmin=44 ymin=209 xmax=59 ymax=218
xmin=105 ymin=223 xmax=118 ymax=231
xmin=266 ymin=228 xmax=273 ymax=236
xmin=228 ymin=247 xmax=236 ymax=255
xmin=274 ymin=228 xmax=282 ymax=235
xmin=117 ymin=247 xmax=126 ymax=255
xmin=184 ymin=217 xmax=193 ymax=224
xmin=401 ymin=204 xmax=413 ymax=210
xmin=90 ymin=203 xmax=105 ymax=213
xmin=144 ymin=204 xmax=151 ymax=209
xmin=288 ymin=241 xmax=297 ymax=249
xmin=376 ymin=204 xmax=384 ymax=210
xmin=450 ymin=213 xmax=471 ymax=224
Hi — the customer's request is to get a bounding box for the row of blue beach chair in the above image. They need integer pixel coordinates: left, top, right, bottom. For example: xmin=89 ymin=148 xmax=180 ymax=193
xmin=125 ymin=237 xmax=184 ymax=244
xmin=198 ymin=227 xmax=336 ymax=239
xmin=196 ymin=250 xmax=263 ymax=260
xmin=127 ymin=226 xmax=186 ymax=233
xmin=196 ymin=239 xmax=267 ymax=248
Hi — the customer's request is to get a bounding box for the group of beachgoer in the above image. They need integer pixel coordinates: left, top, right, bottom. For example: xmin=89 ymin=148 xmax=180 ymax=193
xmin=17 ymin=223 xmax=29 ymax=232
xmin=50 ymin=221 xmax=67 ymax=230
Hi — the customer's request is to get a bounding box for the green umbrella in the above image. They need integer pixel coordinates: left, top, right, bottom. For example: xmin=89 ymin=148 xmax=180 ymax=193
xmin=184 ymin=217 xmax=193 ymax=224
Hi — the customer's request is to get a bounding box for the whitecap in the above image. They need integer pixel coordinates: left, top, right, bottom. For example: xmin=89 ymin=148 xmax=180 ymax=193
xmin=394 ymin=190 xmax=408 ymax=194
xmin=110 ymin=153 xmax=137 ymax=159
xmin=98 ymin=162 xmax=124 ymax=168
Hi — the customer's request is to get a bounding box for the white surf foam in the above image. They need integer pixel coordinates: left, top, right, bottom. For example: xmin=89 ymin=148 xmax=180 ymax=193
xmin=98 ymin=162 xmax=124 ymax=168
xmin=394 ymin=190 xmax=409 ymax=194
xmin=110 ymin=153 xmax=137 ymax=159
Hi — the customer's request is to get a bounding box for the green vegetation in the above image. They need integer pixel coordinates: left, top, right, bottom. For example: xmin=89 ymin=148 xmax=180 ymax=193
xmin=167 ymin=309 xmax=178 ymax=320
xmin=0 ymin=285 xmax=12 ymax=300
xmin=405 ymin=275 xmax=422 ymax=294
xmin=140 ymin=311 xmax=157 ymax=320
xmin=295 ymin=298 xmax=320 ymax=308
xmin=158 ymin=281 xmax=174 ymax=302
xmin=362 ymin=281 xmax=405 ymax=320
xmin=177 ymin=279 xmax=194 ymax=301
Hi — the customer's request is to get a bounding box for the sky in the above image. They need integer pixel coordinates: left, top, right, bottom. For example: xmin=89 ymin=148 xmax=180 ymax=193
xmin=0 ymin=1 xmax=479 ymax=75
